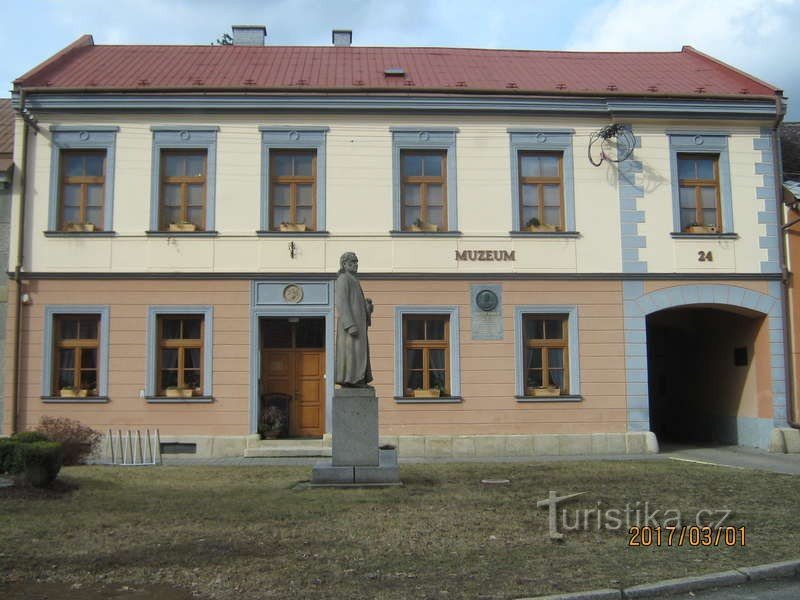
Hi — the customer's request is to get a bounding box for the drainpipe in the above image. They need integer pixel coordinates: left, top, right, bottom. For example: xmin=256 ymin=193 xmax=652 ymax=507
xmin=10 ymin=89 xmax=31 ymax=435
xmin=773 ymin=95 xmax=799 ymax=429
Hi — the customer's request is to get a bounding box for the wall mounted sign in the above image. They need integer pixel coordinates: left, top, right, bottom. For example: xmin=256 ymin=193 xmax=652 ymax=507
xmin=455 ymin=250 xmax=516 ymax=262
xmin=471 ymin=284 xmax=503 ymax=340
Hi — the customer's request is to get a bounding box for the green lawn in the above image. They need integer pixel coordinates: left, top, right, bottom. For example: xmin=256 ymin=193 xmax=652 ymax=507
xmin=1 ymin=461 xmax=799 ymax=599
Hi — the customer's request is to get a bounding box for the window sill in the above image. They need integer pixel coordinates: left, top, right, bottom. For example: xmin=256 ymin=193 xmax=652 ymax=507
xmin=390 ymin=230 xmax=462 ymax=237
xmin=256 ymin=230 xmax=330 ymax=237
xmin=670 ymin=232 xmax=739 ymax=240
xmin=515 ymin=394 xmax=583 ymax=403
xmin=509 ymin=231 xmax=581 ymax=238
xmin=41 ymin=395 xmax=110 ymax=403
xmin=145 ymin=231 xmax=219 ymax=237
xmin=44 ymin=231 xmax=116 ymax=237
xmin=394 ymin=396 xmax=463 ymax=404
xmin=146 ymin=396 xmax=215 ymax=404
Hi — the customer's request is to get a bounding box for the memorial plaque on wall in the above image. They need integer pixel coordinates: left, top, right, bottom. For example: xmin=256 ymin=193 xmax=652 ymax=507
xmin=471 ymin=284 xmax=503 ymax=340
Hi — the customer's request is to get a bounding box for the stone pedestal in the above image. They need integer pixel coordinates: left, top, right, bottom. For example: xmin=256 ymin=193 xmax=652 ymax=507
xmin=332 ymin=387 xmax=379 ymax=466
xmin=311 ymin=387 xmax=401 ymax=486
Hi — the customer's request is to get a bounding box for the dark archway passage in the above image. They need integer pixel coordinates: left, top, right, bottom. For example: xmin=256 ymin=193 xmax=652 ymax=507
xmin=646 ymin=306 xmax=765 ymax=445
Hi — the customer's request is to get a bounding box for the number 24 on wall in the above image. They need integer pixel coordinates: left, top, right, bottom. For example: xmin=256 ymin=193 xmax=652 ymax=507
xmin=698 ymin=251 xmax=714 ymax=262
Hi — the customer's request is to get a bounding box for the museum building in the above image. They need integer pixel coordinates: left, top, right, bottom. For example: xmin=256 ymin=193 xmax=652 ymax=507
xmin=3 ymin=26 xmax=794 ymax=458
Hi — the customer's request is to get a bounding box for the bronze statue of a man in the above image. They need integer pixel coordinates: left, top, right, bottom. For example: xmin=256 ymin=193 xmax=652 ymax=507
xmin=334 ymin=252 xmax=373 ymax=387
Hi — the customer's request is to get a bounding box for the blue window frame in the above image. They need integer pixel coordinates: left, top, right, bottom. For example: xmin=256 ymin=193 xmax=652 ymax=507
xmin=394 ymin=305 xmax=461 ymax=402
xmin=668 ymin=132 xmax=733 ymax=234
xmin=42 ymin=305 xmax=110 ymax=402
xmin=391 ymin=128 xmax=458 ymax=233
xmin=48 ymin=126 xmax=118 ymax=233
xmin=509 ymin=129 xmax=576 ymax=232
xmin=150 ymin=127 xmax=218 ymax=234
xmin=514 ymin=305 xmax=581 ymax=400
xmin=259 ymin=127 xmax=328 ymax=233
xmin=146 ymin=306 xmax=214 ymax=402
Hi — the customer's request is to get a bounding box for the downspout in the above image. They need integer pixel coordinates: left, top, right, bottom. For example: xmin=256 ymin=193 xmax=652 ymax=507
xmin=773 ymin=94 xmax=799 ymax=429
xmin=10 ymin=89 xmax=30 ymax=434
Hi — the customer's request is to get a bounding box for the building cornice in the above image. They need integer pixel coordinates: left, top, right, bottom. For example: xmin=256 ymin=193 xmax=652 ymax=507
xmin=12 ymin=92 xmax=779 ymax=120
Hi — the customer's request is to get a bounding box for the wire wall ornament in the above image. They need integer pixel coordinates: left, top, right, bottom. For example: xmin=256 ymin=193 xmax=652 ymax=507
xmin=588 ymin=123 xmax=635 ymax=167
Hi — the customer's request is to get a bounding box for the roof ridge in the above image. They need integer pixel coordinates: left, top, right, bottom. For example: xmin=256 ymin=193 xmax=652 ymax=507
xmin=13 ymin=34 xmax=94 ymax=88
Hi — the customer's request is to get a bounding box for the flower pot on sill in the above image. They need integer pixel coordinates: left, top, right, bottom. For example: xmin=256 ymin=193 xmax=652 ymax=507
xmin=526 ymin=224 xmax=559 ymax=233
xmin=409 ymin=223 xmax=439 ymax=232
xmin=64 ymin=222 xmax=95 ymax=232
xmin=168 ymin=222 xmax=198 ymax=232
xmin=279 ymin=222 xmax=307 ymax=232
xmin=166 ymin=387 xmax=194 ymax=398
xmin=60 ymin=388 xmax=88 ymax=398
xmin=413 ymin=388 xmax=441 ymax=398
xmin=685 ymin=225 xmax=718 ymax=234
xmin=530 ymin=386 xmax=560 ymax=397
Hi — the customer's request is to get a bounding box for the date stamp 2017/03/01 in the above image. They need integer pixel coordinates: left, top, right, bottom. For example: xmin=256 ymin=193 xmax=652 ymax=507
xmin=628 ymin=526 xmax=746 ymax=547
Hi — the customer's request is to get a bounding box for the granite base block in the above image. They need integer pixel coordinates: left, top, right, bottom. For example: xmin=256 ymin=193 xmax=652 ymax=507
xmin=310 ymin=462 xmax=354 ymax=484
xmin=311 ymin=449 xmax=400 ymax=485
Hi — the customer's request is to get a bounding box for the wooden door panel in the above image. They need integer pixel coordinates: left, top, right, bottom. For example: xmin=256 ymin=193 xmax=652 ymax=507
xmin=263 ymin=351 xmax=292 ymax=395
xmin=295 ymin=350 xmax=325 ymax=436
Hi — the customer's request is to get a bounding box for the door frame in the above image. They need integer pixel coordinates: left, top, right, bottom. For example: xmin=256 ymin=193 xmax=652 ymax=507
xmin=249 ymin=280 xmax=334 ymax=435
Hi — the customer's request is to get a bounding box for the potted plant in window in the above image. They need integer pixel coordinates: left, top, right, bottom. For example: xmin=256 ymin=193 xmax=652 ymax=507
xmin=525 ymin=217 xmax=559 ymax=233
xmin=169 ymin=221 xmax=197 ymax=232
xmin=59 ymin=386 xmax=89 ymax=398
xmin=258 ymin=405 xmax=287 ymax=439
xmin=64 ymin=222 xmax=96 ymax=232
xmin=279 ymin=221 xmax=307 ymax=232
xmin=412 ymin=386 xmax=442 ymax=398
xmin=530 ymin=385 xmax=561 ymax=397
xmin=684 ymin=222 xmax=718 ymax=234
xmin=410 ymin=218 xmax=439 ymax=233
xmin=166 ymin=386 xmax=194 ymax=398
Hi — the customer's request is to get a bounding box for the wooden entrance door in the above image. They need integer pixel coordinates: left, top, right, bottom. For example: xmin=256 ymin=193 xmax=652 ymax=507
xmin=261 ymin=318 xmax=325 ymax=437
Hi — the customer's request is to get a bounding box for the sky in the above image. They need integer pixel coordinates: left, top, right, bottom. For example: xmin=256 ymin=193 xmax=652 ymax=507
xmin=2 ymin=0 xmax=799 ymax=119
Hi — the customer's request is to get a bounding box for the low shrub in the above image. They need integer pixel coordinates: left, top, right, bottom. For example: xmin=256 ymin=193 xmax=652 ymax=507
xmin=17 ymin=442 xmax=63 ymax=487
xmin=11 ymin=431 xmax=50 ymax=444
xmin=36 ymin=416 xmax=102 ymax=466
xmin=0 ymin=438 xmax=22 ymax=474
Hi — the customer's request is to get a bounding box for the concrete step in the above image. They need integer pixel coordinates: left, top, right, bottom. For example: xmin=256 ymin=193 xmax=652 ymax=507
xmin=244 ymin=446 xmax=332 ymax=458
xmin=248 ymin=438 xmax=329 ymax=448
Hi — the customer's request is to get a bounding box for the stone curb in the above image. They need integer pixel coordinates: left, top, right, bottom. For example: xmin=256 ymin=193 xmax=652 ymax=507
xmin=518 ymin=558 xmax=800 ymax=600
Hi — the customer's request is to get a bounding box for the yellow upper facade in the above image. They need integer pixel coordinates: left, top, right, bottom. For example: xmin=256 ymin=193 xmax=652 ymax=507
xmin=11 ymin=111 xmax=777 ymax=275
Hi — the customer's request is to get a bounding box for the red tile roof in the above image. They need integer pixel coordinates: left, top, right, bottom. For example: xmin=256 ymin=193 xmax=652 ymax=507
xmin=14 ymin=36 xmax=780 ymax=99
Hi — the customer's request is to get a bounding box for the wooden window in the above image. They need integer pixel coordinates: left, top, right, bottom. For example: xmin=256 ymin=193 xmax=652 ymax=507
xmin=401 ymin=150 xmax=447 ymax=232
xmin=59 ymin=150 xmax=106 ymax=231
xmin=523 ymin=315 xmax=568 ymax=395
xmin=54 ymin=315 xmax=100 ymax=395
xmin=270 ymin=150 xmax=317 ymax=231
xmin=678 ymin=154 xmax=721 ymax=232
xmin=403 ymin=315 xmax=450 ymax=396
xmin=159 ymin=149 xmax=207 ymax=231
xmin=157 ymin=315 xmax=204 ymax=396
xmin=519 ymin=151 xmax=563 ymax=230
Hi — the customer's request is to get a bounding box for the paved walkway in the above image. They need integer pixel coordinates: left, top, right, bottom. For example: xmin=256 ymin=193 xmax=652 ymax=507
xmin=662 ymin=577 xmax=800 ymax=599
xmin=661 ymin=444 xmax=800 ymax=475
xmin=159 ymin=445 xmax=800 ymax=473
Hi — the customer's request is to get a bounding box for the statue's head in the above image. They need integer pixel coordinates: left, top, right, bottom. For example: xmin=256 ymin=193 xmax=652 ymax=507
xmin=338 ymin=252 xmax=358 ymax=274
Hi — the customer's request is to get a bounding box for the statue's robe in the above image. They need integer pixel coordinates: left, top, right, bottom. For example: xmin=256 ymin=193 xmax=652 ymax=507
xmin=334 ymin=271 xmax=373 ymax=386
